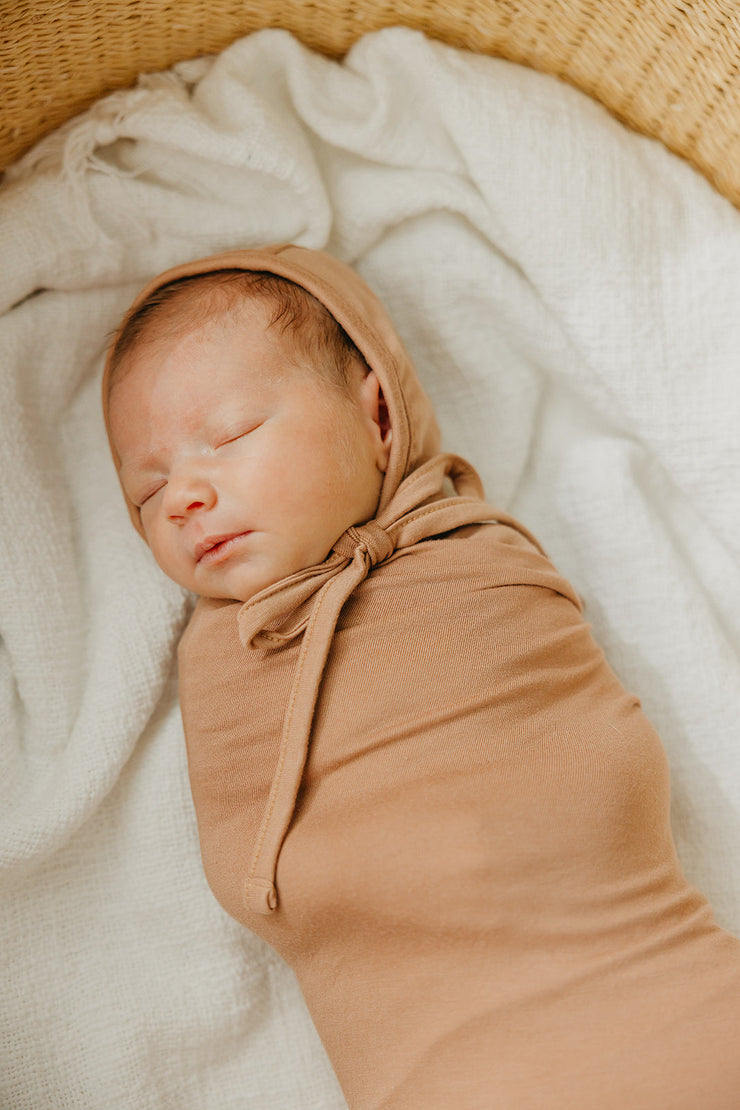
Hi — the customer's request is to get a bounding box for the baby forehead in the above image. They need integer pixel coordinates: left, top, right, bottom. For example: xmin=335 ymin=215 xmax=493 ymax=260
xmin=109 ymin=316 xmax=287 ymax=412
xmin=108 ymin=285 xmax=299 ymax=399
xmin=107 ymin=326 xmax=279 ymax=463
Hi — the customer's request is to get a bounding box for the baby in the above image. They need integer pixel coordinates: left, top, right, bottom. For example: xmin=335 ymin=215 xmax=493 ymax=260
xmin=104 ymin=245 xmax=740 ymax=1110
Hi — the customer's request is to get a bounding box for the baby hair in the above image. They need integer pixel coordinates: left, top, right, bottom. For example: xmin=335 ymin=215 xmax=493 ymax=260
xmin=106 ymin=268 xmax=370 ymax=398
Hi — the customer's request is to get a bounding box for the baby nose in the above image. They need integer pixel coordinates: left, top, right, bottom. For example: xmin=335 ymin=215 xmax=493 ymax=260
xmin=164 ymin=470 xmax=217 ymax=520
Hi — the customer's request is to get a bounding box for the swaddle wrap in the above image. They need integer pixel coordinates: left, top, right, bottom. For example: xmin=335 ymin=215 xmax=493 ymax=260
xmin=103 ymin=246 xmax=740 ymax=1110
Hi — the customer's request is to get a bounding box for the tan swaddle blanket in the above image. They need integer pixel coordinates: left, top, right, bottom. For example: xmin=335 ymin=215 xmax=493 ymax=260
xmin=104 ymin=245 xmax=740 ymax=1110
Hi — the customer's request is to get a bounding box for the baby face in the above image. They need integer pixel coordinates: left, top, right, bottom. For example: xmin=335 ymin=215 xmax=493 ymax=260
xmin=108 ymin=301 xmax=390 ymax=602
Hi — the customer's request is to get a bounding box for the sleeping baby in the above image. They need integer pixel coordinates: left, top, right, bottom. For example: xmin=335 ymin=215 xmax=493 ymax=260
xmin=103 ymin=244 xmax=740 ymax=1110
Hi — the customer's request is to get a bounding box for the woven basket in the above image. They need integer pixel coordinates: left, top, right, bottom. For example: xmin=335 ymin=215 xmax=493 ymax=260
xmin=3 ymin=0 xmax=740 ymax=207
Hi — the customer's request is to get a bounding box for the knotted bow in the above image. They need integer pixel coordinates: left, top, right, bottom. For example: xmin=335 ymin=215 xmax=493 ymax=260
xmin=239 ymin=453 xmax=543 ymax=914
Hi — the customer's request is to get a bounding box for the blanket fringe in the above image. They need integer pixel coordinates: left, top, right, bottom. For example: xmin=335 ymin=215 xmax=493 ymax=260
xmin=5 ymin=72 xmax=192 ymax=246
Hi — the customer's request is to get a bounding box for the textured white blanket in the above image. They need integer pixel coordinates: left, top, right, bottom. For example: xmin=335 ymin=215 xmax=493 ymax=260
xmin=1 ymin=26 xmax=739 ymax=1109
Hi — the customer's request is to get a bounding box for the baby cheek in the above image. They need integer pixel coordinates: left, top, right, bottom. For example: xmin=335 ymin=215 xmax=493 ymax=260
xmin=144 ymin=518 xmax=181 ymax=574
xmin=282 ymin=435 xmax=343 ymax=498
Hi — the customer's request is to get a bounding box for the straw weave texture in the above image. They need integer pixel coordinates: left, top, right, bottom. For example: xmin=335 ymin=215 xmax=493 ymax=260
xmin=2 ymin=0 xmax=740 ymax=204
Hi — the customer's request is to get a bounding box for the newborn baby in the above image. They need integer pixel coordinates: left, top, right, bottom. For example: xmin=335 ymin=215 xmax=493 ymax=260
xmin=103 ymin=244 xmax=740 ymax=1110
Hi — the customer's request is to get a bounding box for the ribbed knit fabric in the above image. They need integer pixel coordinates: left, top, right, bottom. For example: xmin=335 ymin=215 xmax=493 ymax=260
xmin=105 ymin=245 xmax=740 ymax=1109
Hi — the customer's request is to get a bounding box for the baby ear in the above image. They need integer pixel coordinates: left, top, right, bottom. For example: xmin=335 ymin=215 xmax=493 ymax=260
xmin=358 ymin=370 xmax=392 ymax=472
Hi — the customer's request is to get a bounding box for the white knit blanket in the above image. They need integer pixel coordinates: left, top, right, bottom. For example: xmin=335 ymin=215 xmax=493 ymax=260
xmin=2 ymin=27 xmax=739 ymax=1109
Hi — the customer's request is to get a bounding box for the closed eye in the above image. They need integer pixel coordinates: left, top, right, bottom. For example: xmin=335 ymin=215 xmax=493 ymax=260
xmin=216 ymin=422 xmax=263 ymax=448
xmin=138 ymin=481 xmax=166 ymax=507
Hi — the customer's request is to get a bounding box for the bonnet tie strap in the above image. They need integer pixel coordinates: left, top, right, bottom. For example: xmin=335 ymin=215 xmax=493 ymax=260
xmin=242 ymin=525 xmax=392 ymax=914
xmin=240 ymin=453 xmax=545 ymax=914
